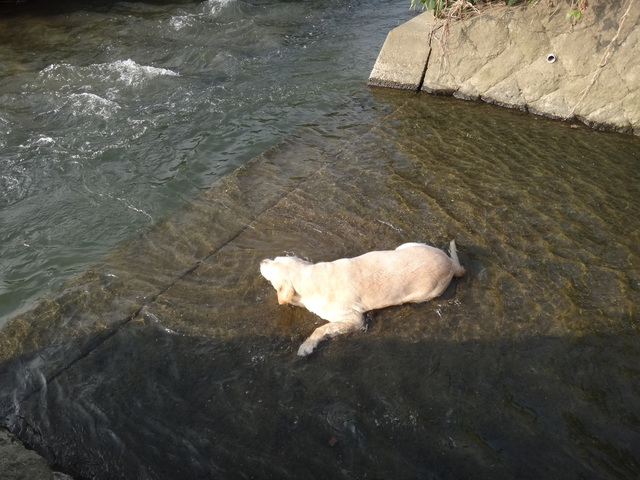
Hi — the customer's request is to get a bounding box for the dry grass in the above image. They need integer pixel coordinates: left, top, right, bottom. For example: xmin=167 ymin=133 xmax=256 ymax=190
xmin=411 ymin=0 xmax=511 ymax=19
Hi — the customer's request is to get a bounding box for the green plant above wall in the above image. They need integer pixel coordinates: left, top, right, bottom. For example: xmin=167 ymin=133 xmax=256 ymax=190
xmin=410 ymin=0 xmax=588 ymax=22
xmin=409 ymin=0 xmax=533 ymax=17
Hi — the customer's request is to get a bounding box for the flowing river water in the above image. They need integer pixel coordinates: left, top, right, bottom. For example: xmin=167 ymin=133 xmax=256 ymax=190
xmin=1 ymin=1 xmax=640 ymax=479
xmin=0 ymin=0 xmax=408 ymax=324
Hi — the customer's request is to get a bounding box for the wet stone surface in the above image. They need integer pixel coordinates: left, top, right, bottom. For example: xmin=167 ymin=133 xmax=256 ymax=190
xmin=1 ymin=91 xmax=639 ymax=479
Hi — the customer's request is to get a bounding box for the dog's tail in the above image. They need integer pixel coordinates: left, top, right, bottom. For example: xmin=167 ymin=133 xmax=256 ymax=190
xmin=449 ymin=240 xmax=466 ymax=278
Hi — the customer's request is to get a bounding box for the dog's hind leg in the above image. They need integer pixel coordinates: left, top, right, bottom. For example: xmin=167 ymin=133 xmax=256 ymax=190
xmin=297 ymin=315 xmax=364 ymax=357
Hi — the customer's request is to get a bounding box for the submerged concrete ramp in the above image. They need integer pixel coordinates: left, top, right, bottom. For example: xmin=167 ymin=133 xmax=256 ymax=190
xmin=1 ymin=92 xmax=639 ymax=479
xmin=369 ymin=2 xmax=640 ymax=134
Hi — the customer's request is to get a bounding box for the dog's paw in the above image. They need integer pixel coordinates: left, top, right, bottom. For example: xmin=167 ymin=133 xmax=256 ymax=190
xmin=297 ymin=340 xmax=316 ymax=357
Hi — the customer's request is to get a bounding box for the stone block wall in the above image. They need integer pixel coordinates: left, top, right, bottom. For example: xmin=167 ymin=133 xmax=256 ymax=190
xmin=369 ymin=1 xmax=640 ymax=135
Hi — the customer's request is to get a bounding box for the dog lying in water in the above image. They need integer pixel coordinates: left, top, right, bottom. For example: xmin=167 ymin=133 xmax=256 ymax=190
xmin=260 ymin=241 xmax=465 ymax=356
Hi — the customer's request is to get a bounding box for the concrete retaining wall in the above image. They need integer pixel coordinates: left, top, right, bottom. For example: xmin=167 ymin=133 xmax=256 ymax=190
xmin=369 ymin=1 xmax=640 ymax=135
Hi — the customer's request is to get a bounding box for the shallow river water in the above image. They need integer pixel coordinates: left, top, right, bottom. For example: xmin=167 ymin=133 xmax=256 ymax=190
xmin=0 ymin=0 xmax=410 ymax=324
xmin=1 ymin=1 xmax=640 ymax=479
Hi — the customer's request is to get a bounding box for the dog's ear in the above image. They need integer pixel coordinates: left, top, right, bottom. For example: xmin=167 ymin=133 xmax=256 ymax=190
xmin=277 ymin=282 xmax=295 ymax=305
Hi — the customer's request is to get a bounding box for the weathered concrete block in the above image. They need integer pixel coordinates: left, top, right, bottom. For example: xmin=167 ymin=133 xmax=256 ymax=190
xmin=371 ymin=2 xmax=639 ymax=134
xmin=421 ymin=2 xmax=640 ymax=134
xmin=0 ymin=427 xmax=71 ymax=480
xmin=368 ymin=12 xmax=437 ymax=90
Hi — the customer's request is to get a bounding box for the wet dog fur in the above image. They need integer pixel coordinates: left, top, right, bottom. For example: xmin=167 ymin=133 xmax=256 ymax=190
xmin=260 ymin=241 xmax=465 ymax=356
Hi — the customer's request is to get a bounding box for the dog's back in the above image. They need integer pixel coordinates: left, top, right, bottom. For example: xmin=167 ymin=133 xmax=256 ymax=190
xmin=315 ymin=242 xmax=461 ymax=312
xmin=261 ymin=241 xmax=465 ymax=356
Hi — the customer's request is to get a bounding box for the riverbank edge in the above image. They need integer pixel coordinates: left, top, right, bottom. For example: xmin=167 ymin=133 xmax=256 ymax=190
xmin=368 ymin=2 xmax=639 ymax=136
xmin=0 ymin=427 xmax=73 ymax=480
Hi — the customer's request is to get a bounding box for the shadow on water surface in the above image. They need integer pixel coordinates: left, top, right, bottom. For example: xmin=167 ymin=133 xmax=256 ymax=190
xmin=1 ymin=90 xmax=639 ymax=478
xmin=3 ymin=323 xmax=640 ymax=479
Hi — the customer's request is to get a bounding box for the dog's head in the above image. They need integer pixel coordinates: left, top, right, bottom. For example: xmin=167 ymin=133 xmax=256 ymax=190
xmin=260 ymin=256 xmax=306 ymax=305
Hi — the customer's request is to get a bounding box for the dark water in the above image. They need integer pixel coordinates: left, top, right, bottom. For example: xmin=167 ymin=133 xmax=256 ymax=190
xmin=1 ymin=1 xmax=640 ymax=479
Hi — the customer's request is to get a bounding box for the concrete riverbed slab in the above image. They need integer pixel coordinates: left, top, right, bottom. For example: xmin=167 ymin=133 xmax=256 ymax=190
xmin=367 ymin=12 xmax=436 ymax=90
xmin=1 ymin=92 xmax=639 ymax=479
xmin=0 ymin=427 xmax=71 ymax=480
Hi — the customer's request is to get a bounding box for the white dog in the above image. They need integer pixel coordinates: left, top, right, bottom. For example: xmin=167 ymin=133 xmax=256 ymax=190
xmin=260 ymin=241 xmax=465 ymax=356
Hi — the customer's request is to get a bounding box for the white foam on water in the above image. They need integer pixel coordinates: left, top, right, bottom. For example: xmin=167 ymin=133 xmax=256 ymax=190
xmin=0 ymin=175 xmax=21 ymax=193
xmin=205 ymin=0 xmax=234 ymax=16
xmin=105 ymin=59 xmax=180 ymax=86
xmin=0 ymin=169 xmax=30 ymax=205
xmin=40 ymin=59 xmax=179 ymax=88
xmin=34 ymin=136 xmax=54 ymax=145
xmin=169 ymin=15 xmax=195 ymax=30
xmin=170 ymin=0 xmax=234 ymax=30
xmin=67 ymin=93 xmax=120 ymax=118
xmin=17 ymin=135 xmax=55 ymax=150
